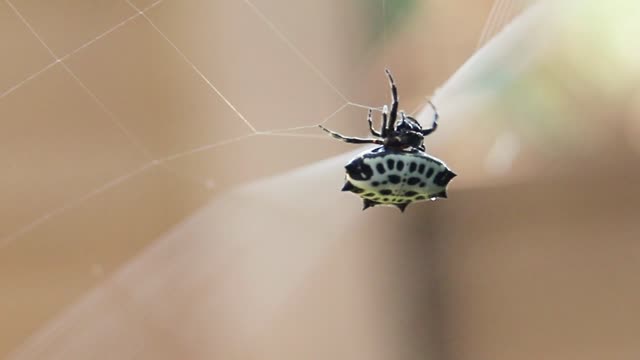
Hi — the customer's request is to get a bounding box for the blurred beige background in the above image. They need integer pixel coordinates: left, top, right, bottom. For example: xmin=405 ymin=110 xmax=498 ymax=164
xmin=2 ymin=0 xmax=640 ymax=359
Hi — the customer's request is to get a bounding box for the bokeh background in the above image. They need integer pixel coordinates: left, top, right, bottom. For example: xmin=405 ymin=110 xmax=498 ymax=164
xmin=2 ymin=0 xmax=640 ymax=359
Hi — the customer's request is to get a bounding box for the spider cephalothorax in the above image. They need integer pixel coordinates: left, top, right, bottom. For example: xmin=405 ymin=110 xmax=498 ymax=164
xmin=383 ymin=113 xmax=431 ymax=151
xmin=319 ymin=69 xmax=456 ymax=212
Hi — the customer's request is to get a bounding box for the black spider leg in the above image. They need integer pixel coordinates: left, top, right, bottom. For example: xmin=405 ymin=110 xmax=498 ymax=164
xmin=380 ymin=105 xmax=389 ymax=137
xmin=367 ymin=109 xmax=381 ymax=137
xmin=318 ymin=125 xmax=384 ymax=145
xmin=421 ymin=100 xmax=439 ymax=136
xmin=385 ymin=69 xmax=399 ymax=133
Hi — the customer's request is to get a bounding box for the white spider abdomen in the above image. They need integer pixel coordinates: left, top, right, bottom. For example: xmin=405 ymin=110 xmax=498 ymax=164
xmin=341 ymin=147 xmax=456 ymax=211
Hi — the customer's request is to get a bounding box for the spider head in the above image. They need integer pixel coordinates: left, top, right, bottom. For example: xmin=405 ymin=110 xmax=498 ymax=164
xmin=385 ymin=113 xmax=425 ymax=150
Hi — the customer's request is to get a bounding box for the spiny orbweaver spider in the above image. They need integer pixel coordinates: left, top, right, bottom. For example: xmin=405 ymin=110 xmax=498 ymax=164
xmin=319 ymin=69 xmax=456 ymax=212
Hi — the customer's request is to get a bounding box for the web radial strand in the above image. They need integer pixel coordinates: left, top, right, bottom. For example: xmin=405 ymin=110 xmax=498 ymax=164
xmin=61 ymin=63 xmax=153 ymax=159
xmin=0 ymin=61 xmax=58 ymax=99
xmin=5 ymin=0 xmax=58 ymax=58
xmin=161 ymin=134 xmax=257 ymax=162
xmin=6 ymin=0 xmax=154 ymax=160
xmin=125 ymin=0 xmax=258 ymax=133
xmin=163 ymin=102 xmax=349 ymax=161
xmin=492 ymin=0 xmax=515 ymax=39
xmin=486 ymin=0 xmax=511 ymax=46
xmin=476 ymin=0 xmax=529 ymax=50
xmin=477 ymin=0 xmax=510 ymax=49
xmin=0 ymin=162 xmax=157 ymax=249
xmin=476 ymin=0 xmax=503 ymax=49
xmin=2 ymin=0 xmax=224 ymax=245
xmin=257 ymin=133 xmax=334 ymax=141
xmin=0 ymin=0 xmax=413 ymax=246
xmin=241 ymin=0 xmax=349 ymax=103
xmin=0 ymin=0 xmax=165 ymax=100
xmin=348 ymin=102 xmax=385 ymax=112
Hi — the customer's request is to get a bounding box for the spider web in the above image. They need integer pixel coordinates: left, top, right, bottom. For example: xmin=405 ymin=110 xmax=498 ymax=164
xmin=0 ymin=0 xmax=363 ymax=248
xmin=0 ymin=0 xmax=534 ymax=355
xmin=0 ymin=0 xmax=535 ymax=249
xmin=476 ymin=0 xmax=532 ymax=49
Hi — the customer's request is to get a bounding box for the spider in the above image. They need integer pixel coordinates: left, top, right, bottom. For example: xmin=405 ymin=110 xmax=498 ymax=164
xmin=321 ymin=69 xmax=438 ymax=152
xmin=319 ymin=69 xmax=456 ymax=212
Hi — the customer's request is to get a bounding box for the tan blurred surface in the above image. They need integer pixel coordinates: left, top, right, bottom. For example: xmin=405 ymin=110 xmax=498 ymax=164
xmin=3 ymin=0 xmax=640 ymax=359
xmin=1 ymin=0 xmax=492 ymax=356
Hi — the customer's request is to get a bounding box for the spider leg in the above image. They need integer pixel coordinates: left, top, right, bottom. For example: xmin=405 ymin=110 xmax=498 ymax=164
xmin=385 ymin=69 xmax=399 ymax=133
xmin=421 ymin=100 xmax=440 ymax=136
xmin=400 ymin=111 xmax=407 ymax=129
xmin=318 ymin=125 xmax=384 ymax=145
xmin=380 ymin=105 xmax=389 ymax=137
xmin=367 ymin=109 xmax=382 ymax=137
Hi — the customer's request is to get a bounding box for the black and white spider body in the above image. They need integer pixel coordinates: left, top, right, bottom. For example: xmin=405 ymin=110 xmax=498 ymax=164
xmin=320 ymin=69 xmax=456 ymax=212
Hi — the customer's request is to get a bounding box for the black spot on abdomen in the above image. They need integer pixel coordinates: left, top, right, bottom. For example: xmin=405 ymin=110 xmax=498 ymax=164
xmin=376 ymin=163 xmax=386 ymax=174
xmin=425 ymin=168 xmax=434 ymax=178
xmin=388 ymin=175 xmax=401 ymax=184
xmin=418 ymin=164 xmax=426 ymax=174
xmin=409 ymin=162 xmax=417 ymax=173
xmin=386 ymin=159 xmax=395 ymax=170
xmin=345 ymin=157 xmax=373 ymax=180
xmin=396 ymin=160 xmax=404 ymax=171
xmin=379 ymin=189 xmax=392 ymax=195
xmin=407 ymin=177 xmax=421 ymax=185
